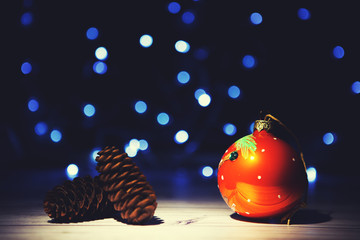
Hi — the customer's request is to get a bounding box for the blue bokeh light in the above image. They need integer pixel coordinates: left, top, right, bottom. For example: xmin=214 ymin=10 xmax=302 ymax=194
xmin=95 ymin=47 xmax=108 ymax=60
xmin=86 ymin=27 xmax=99 ymax=40
xmin=194 ymin=89 xmax=205 ymax=100
xmin=228 ymin=85 xmax=241 ymax=99
xmin=177 ymin=71 xmax=190 ymax=84
xmin=223 ymin=123 xmax=237 ymax=136
xmin=21 ymin=62 xmax=32 ymax=74
xmin=174 ymin=130 xmax=189 ymax=144
xmin=93 ymin=61 xmax=107 ymax=74
xmin=298 ymin=8 xmax=311 ymax=20
xmin=28 ymin=99 xmax=39 ymax=112
xmin=90 ymin=148 xmax=101 ymax=162
xmin=201 ymin=166 xmax=214 ymax=178
xmin=249 ymin=121 xmax=255 ymax=133
xmin=307 ymin=167 xmax=317 ymax=183
xmin=352 ymin=81 xmax=360 ymax=94
xmin=323 ymin=132 xmax=336 ymax=145
xmin=185 ymin=141 xmax=198 ymax=153
xmin=83 ymin=104 xmax=96 ymax=117
xmin=139 ymin=34 xmax=153 ymax=48
xmin=242 ymin=55 xmax=256 ymax=69
xmin=34 ymin=122 xmax=48 ymax=136
xmin=21 ymin=12 xmax=33 ymax=26
xmin=175 ymin=40 xmax=190 ymax=53
xmin=250 ymin=12 xmax=263 ymax=25
xmin=333 ymin=46 xmax=345 ymax=59
xmin=168 ymin=2 xmax=181 ymax=14
xmin=182 ymin=11 xmax=195 ymax=24
xmin=194 ymin=48 xmax=209 ymax=60
xmin=157 ymin=112 xmax=170 ymax=125
xmin=66 ymin=164 xmax=79 ymax=179
xmin=50 ymin=130 xmax=62 ymax=143
xmin=139 ymin=139 xmax=149 ymax=151
xmin=135 ymin=101 xmax=147 ymax=114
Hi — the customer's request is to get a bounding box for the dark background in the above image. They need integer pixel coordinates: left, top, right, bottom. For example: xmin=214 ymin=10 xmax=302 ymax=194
xmin=1 ymin=0 xmax=359 ymax=197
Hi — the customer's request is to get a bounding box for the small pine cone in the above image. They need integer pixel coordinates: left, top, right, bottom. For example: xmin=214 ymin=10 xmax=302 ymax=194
xmin=96 ymin=146 xmax=157 ymax=224
xmin=43 ymin=175 xmax=112 ymax=222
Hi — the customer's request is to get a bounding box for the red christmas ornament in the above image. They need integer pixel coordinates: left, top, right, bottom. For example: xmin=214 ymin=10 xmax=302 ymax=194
xmin=217 ymin=115 xmax=308 ymax=223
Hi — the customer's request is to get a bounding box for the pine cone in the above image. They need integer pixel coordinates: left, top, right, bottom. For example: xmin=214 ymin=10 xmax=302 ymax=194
xmin=43 ymin=175 xmax=112 ymax=222
xmin=96 ymin=146 xmax=157 ymax=224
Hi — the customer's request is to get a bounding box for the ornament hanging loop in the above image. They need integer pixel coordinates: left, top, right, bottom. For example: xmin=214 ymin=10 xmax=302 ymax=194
xmin=263 ymin=114 xmax=308 ymax=225
xmin=263 ymin=114 xmax=307 ymax=171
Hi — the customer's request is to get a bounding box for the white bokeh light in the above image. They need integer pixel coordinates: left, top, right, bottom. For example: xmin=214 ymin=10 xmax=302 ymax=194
xmin=202 ymin=166 xmax=214 ymax=177
xmin=95 ymin=47 xmax=108 ymax=60
xmin=175 ymin=40 xmax=190 ymax=53
xmin=174 ymin=130 xmax=189 ymax=144
xmin=139 ymin=34 xmax=153 ymax=48
xmin=66 ymin=164 xmax=79 ymax=179
xmin=198 ymin=93 xmax=211 ymax=107
xmin=307 ymin=167 xmax=317 ymax=183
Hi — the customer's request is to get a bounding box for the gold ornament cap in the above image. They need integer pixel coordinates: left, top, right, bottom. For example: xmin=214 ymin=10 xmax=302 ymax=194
xmin=254 ymin=120 xmax=271 ymax=132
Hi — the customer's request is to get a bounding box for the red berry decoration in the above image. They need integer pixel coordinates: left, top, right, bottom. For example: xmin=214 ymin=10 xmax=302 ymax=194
xmin=218 ymin=115 xmax=308 ymax=224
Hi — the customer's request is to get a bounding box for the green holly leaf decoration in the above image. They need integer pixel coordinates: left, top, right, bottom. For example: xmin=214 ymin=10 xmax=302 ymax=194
xmin=234 ymin=134 xmax=257 ymax=159
xmin=219 ymin=134 xmax=257 ymax=168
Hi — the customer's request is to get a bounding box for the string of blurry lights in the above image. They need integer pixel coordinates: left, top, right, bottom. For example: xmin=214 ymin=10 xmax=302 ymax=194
xmin=18 ymin=0 xmax=360 ymax=182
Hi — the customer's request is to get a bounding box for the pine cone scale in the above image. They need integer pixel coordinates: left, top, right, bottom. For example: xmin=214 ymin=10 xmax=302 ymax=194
xmin=136 ymin=198 xmax=153 ymax=208
xmin=111 ymin=179 xmax=125 ymax=192
xmin=44 ymin=146 xmax=157 ymax=225
xmin=43 ymin=176 xmax=112 ymax=222
xmin=128 ymin=207 xmax=141 ymax=220
xmin=95 ymin=147 xmax=157 ymax=224
xmin=126 ymin=194 xmax=142 ymax=208
xmin=110 ymin=190 xmax=122 ymax=202
xmin=113 ymin=202 xmax=122 ymax=211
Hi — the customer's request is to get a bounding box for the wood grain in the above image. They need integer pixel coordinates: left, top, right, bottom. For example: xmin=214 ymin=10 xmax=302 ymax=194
xmin=0 ymin=198 xmax=359 ymax=240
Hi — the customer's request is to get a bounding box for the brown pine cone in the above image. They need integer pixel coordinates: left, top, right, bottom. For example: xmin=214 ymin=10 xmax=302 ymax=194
xmin=43 ymin=175 xmax=113 ymax=222
xmin=96 ymin=146 xmax=157 ymax=224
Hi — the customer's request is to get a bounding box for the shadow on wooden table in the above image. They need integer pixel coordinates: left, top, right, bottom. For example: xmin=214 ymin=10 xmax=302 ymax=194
xmin=230 ymin=209 xmax=332 ymax=225
xmin=48 ymin=215 xmax=164 ymax=225
xmin=47 ymin=213 xmax=115 ymax=224
xmin=114 ymin=215 xmax=164 ymax=225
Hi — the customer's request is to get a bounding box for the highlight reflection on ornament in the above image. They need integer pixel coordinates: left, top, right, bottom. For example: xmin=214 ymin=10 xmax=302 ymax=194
xmin=217 ymin=115 xmax=308 ymax=224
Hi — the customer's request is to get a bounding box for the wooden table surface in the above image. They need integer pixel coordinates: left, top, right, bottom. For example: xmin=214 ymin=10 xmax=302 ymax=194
xmin=1 ymin=170 xmax=359 ymax=239
xmin=0 ymin=198 xmax=359 ymax=240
